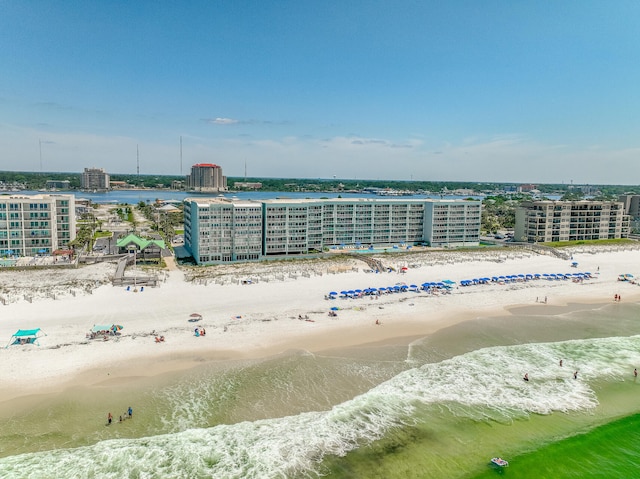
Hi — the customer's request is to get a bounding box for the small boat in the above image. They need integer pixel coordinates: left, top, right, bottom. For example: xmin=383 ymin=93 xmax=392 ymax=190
xmin=491 ymin=457 xmax=509 ymax=467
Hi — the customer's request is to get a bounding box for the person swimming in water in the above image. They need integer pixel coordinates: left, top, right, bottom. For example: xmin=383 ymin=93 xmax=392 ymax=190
xmin=523 ymin=373 xmax=529 ymax=382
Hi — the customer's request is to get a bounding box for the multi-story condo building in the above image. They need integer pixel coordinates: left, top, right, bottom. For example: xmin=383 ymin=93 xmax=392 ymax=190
xmin=423 ymin=200 xmax=482 ymax=247
xmin=184 ymin=197 xmax=482 ymax=264
xmin=0 ymin=194 xmax=76 ymax=256
xmin=183 ymin=198 xmax=262 ymax=263
xmin=45 ymin=180 xmax=71 ymax=190
xmin=514 ymin=200 xmax=630 ymax=243
xmin=618 ymin=195 xmax=640 ymax=218
xmin=619 ymin=194 xmax=640 ymax=233
xmin=80 ymin=167 xmax=110 ymax=191
xmin=186 ymin=163 xmax=227 ymax=192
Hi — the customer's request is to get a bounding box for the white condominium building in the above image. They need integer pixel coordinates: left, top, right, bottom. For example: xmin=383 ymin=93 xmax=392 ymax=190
xmin=423 ymin=200 xmax=482 ymax=247
xmin=514 ymin=200 xmax=630 ymax=243
xmin=0 ymin=194 xmax=76 ymax=256
xmin=183 ymin=197 xmax=262 ymax=263
xmin=184 ymin=197 xmax=482 ymax=265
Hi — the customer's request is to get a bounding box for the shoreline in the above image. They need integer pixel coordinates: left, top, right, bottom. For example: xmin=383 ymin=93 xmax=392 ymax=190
xmin=1 ymin=247 xmax=639 ymax=406
xmin=1 ymin=294 xmax=636 ymax=409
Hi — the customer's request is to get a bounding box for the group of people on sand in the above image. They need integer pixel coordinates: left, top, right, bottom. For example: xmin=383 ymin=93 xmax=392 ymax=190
xmin=154 ymin=335 xmax=165 ymax=343
xmin=107 ymin=407 xmax=133 ymax=425
xmin=194 ymin=327 xmax=206 ymax=337
xmin=614 ymin=294 xmax=622 ymax=302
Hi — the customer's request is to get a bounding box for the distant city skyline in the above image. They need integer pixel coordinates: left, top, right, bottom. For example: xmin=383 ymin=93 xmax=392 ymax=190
xmin=1 ymin=2 xmax=639 ymax=184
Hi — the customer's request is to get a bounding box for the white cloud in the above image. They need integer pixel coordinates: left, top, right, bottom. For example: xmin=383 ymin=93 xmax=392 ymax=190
xmin=203 ymin=117 xmax=239 ymax=125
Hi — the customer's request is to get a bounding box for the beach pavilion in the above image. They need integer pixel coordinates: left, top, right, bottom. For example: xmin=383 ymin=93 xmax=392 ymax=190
xmin=116 ymin=234 xmax=166 ymax=261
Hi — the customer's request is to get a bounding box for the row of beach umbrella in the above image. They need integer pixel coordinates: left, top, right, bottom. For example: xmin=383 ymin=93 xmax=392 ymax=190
xmin=329 ymin=272 xmax=593 ymax=298
xmin=459 ymin=272 xmax=591 ymax=286
xmin=329 ymin=281 xmax=454 ymax=298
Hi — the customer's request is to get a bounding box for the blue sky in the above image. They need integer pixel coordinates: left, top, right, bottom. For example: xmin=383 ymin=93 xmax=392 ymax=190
xmin=1 ymin=1 xmax=639 ymax=184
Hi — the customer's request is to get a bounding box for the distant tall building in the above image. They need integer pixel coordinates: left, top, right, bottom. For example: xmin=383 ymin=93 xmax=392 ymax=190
xmin=518 ymin=184 xmax=537 ymax=193
xmin=186 ymin=163 xmax=227 ymax=192
xmin=0 ymin=194 xmax=76 ymax=256
xmin=80 ymin=167 xmax=110 ymax=191
xmin=45 ymin=180 xmax=71 ymax=190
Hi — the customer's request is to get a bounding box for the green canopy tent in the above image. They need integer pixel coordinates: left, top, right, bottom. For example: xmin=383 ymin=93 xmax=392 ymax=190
xmin=6 ymin=328 xmax=45 ymax=348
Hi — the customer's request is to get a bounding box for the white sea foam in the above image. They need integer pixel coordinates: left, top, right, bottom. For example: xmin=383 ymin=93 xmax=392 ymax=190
xmin=2 ymin=335 xmax=640 ymax=478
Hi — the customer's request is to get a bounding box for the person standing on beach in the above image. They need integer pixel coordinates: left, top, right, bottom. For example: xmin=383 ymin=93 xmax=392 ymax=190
xmin=634 ymin=369 xmax=637 ymax=378
xmin=128 ymin=406 xmax=133 ymax=418
xmin=107 ymin=412 xmax=113 ymax=425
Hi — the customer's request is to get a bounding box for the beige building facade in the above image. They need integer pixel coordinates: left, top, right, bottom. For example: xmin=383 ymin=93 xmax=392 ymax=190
xmin=186 ymin=163 xmax=227 ymax=192
xmin=80 ymin=167 xmax=110 ymax=191
xmin=514 ymin=200 xmax=630 ymax=243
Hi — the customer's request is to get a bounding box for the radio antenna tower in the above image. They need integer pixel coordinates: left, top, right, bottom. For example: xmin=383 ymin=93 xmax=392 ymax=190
xmin=136 ymin=144 xmax=140 ymax=176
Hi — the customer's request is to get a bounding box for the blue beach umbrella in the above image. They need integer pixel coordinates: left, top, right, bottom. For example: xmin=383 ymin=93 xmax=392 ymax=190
xmin=329 ymin=292 xmax=338 ymax=296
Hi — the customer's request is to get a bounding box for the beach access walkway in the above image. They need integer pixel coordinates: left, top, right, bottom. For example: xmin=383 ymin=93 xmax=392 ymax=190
xmin=346 ymin=253 xmax=386 ymax=273
xmin=112 ymin=256 xmax=159 ymax=287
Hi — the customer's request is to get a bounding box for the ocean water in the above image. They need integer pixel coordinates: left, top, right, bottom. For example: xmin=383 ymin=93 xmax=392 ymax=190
xmin=1 ymin=302 xmax=640 ymax=478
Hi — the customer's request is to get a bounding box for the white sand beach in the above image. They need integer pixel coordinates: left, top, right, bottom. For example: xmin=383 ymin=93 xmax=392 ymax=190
xmin=1 ymin=246 xmax=639 ymax=404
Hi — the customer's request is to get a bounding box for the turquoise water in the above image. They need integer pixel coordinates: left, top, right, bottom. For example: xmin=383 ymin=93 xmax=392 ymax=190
xmin=1 ymin=302 xmax=640 ymax=478
xmin=470 ymin=413 xmax=640 ymax=479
